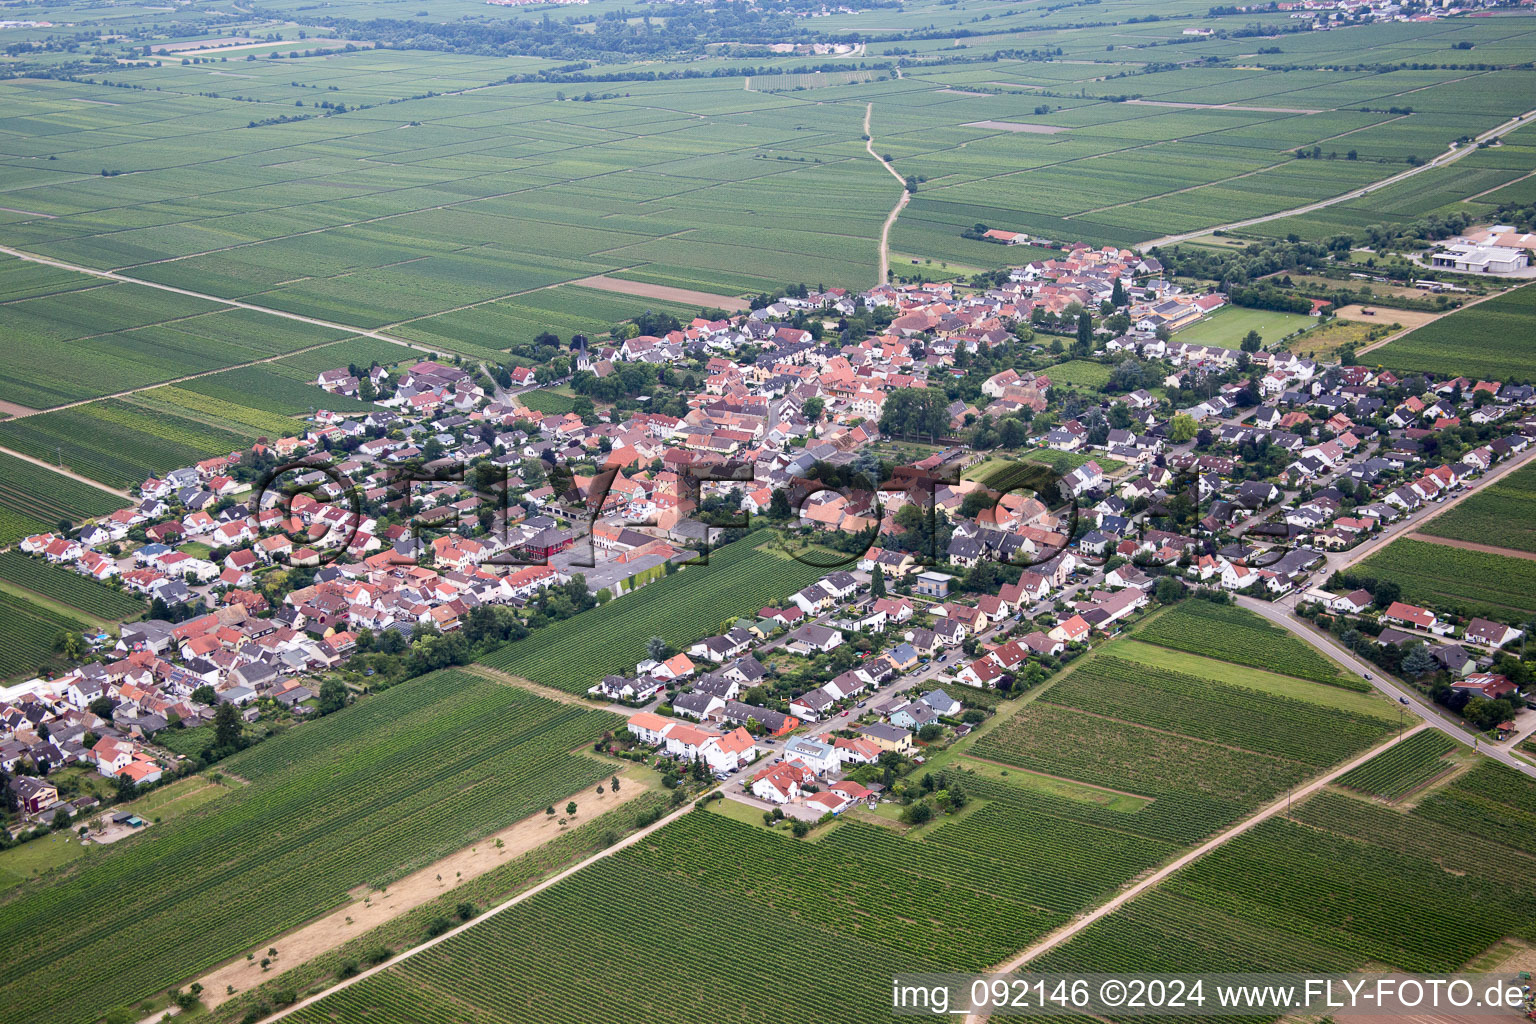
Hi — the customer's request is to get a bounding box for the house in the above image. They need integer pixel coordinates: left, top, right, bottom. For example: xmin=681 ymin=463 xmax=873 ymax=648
xmin=1048 ymin=614 xmax=1091 ymax=645
xmin=856 ymin=722 xmax=914 ymax=754
xmin=785 ymin=623 xmax=844 ymax=655
xmin=832 ymin=736 xmax=882 ymax=765
xmin=914 ymin=571 xmax=953 ymax=598
xmin=671 ymin=691 xmax=725 ymax=720
xmin=1383 ymin=601 xmax=1445 ymax=634
xmin=1330 ymin=590 xmax=1374 ymax=615
xmin=752 ymin=761 xmax=814 ymax=804
xmin=13 ymin=776 xmax=58 ymax=815
xmin=890 ymin=701 xmax=939 ymax=731
xmin=789 ymin=689 xmax=836 ymax=721
xmin=920 ymin=689 xmax=961 ymax=717
xmin=1465 ymin=618 xmax=1523 ymax=649
xmin=1453 ymin=673 xmax=1518 ymax=701
xmin=783 ymin=736 xmax=840 ymax=775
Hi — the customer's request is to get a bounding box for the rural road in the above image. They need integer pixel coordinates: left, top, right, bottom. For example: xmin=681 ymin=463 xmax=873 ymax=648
xmin=865 ymin=102 xmax=911 ymax=286
xmin=964 ymin=723 xmax=1431 ymax=1023
xmin=1141 ymin=104 xmax=1536 ymax=250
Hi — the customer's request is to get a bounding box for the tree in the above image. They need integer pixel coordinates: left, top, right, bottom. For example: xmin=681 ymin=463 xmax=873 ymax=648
xmin=1155 ymin=577 xmax=1184 ymax=604
xmin=318 ymin=677 xmax=347 ymax=715
xmin=54 ymin=630 xmax=83 ymax=661
xmin=646 ymin=636 xmax=667 ymax=662
xmin=801 ymin=397 xmax=824 ymax=423
xmin=191 ymin=684 xmax=217 ymax=706
xmin=1111 ymin=278 xmax=1126 ymax=307
xmin=1402 ymin=643 xmax=1436 ymax=678
xmin=213 ymin=701 xmax=242 ymax=750
xmin=1075 ymin=310 xmax=1093 ymax=350
xmin=565 ymin=801 xmax=577 ymax=816
xmin=768 ymin=488 xmax=792 ymax=520
xmin=115 ymin=773 xmax=137 ymax=804
xmin=1169 ymin=413 xmax=1198 ymax=443
xmin=611 ymin=775 xmax=620 ymax=792
xmin=1240 ymin=329 xmax=1263 ymax=353
xmin=1372 ymin=581 xmax=1402 ymax=609
xmin=870 ymin=564 xmax=886 ymax=599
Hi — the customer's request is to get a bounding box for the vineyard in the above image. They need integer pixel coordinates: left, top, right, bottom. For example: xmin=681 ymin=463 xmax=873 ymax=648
xmin=0 ymin=552 xmax=147 ymax=620
xmin=1336 ymin=729 xmax=1457 ymax=800
xmin=1420 ymin=462 xmax=1536 ymax=554
xmin=1354 ymin=538 xmax=1536 ymax=618
xmin=0 ymin=591 xmax=87 ymax=680
xmin=1031 ymin=763 xmax=1536 ymax=983
xmin=286 ymin=772 xmax=1194 ymax=1024
xmin=0 ymin=450 xmax=129 ymax=545
xmin=481 ymin=532 xmax=826 ymax=693
xmin=1137 ymin=602 xmax=1366 ymax=690
xmin=0 ymin=670 xmax=620 ymax=1024
xmin=1043 ymin=657 xmax=1392 ymax=768
xmin=0 ymin=400 xmax=251 ymax=489
xmin=974 ymin=702 xmax=1314 ymax=844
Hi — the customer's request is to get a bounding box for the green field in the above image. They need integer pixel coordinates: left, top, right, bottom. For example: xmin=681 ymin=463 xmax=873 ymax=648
xmin=1374 ymin=282 xmax=1536 ymax=381
xmin=480 ymin=532 xmax=827 ymax=693
xmin=1136 ymin=601 xmax=1367 ymax=690
xmin=1173 ymin=306 xmax=1316 ymax=349
xmin=1337 ymin=729 xmax=1458 ymax=800
xmin=1419 ymin=461 xmax=1536 ymax=555
xmin=0 ymin=590 xmax=89 ymax=680
xmin=0 ymin=670 xmax=620 ymax=1024
xmin=0 ymin=551 xmax=147 ymax=620
xmin=1354 ymin=537 xmax=1536 ymax=619
xmin=0 ymin=450 xmax=129 ymax=544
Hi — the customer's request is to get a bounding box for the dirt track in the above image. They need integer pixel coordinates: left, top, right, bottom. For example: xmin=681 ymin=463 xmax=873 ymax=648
xmin=190 ymin=777 xmax=644 ymax=1012
xmin=571 ymin=274 xmax=749 ymax=311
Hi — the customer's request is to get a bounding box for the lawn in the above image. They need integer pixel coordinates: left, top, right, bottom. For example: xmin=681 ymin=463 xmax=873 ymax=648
xmin=1174 ymin=306 xmax=1317 ymax=349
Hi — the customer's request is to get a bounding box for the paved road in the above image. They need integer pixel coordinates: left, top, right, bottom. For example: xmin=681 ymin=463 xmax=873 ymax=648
xmin=1237 ymin=596 xmax=1536 ymax=780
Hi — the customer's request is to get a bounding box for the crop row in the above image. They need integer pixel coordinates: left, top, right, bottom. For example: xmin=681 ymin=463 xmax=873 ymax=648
xmin=0 ymin=451 xmax=128 ymax=529
xmin=972 ymin=702 xmax=1312 ymax=843
xmin=0 ymin=670 xmax=620 ymax=1024
xmin=0 ymin=552 xmax=147 ymax=620
xmin=0 ymin=591 xmax=87 ymax=680
xmin=1354 ymin=538 xmax=1536 ymax=618
xmin=1419 ymin=462 xmax=1536 ymax=554
xmin=481 ymin=533 xmax=826 ymax=693
xmin=1137 ymin=601 xmax=1365 ymax=690
xmin=1336 ymin=730 xmax=1456 ymax=800
xmin=1045 ymin=657 xmax=1391 ymax=767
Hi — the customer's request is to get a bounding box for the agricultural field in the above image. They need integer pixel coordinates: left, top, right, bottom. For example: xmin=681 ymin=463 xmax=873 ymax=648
xmin=1373 ymin=282 xmax=1536 ymax=382
xmin=1354 ymin=537 xmax=1536 ymax=619
xmin=285 ymin=769 xmax=1189 ymax=1024
xmin=516 ymin=388 xmax=578 ymax=415
xmin=0 ymin=669 xmax=620 ymax=1024
xmin=0 ymin=450 xmax=129 ymax=544
xmin=1030 ymin=785 xmax=1536 ymax=980
xmin=1337 ymin=729 xmax=1458 ymax=800
xmin=0 ymin=590 xmax=89 ymax=680
xmin=1136 ymin=601 xmax=1367 ymax=690
xmin=0 ymin=551 xmax=147 ymax=621
xmin=1418 ymin=461 xmax=1536 ymax=555
xmin=480 ymin=532 xmax=826 ymax=693
xmin=0 ymin=398 xmax=266 ymax=488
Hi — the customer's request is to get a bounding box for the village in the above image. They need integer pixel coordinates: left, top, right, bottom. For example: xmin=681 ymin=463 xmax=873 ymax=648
xmin=4 ymin=235 xmax=1536 ymax=847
